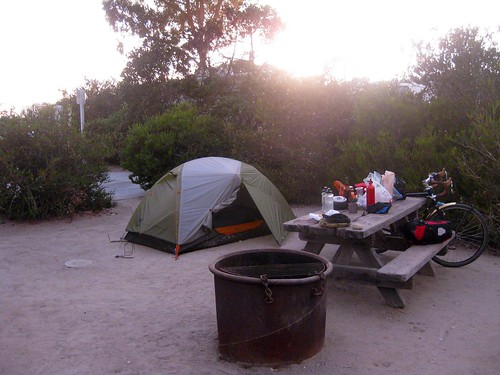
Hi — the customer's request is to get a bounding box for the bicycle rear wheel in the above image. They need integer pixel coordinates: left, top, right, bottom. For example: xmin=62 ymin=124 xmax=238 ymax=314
xmin=427 ymin=203 xmax=488 ymax=267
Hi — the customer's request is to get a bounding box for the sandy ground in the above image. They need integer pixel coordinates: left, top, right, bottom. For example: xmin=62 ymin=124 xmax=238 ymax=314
xmin=1 ymin=196 xmax=499 ymax=375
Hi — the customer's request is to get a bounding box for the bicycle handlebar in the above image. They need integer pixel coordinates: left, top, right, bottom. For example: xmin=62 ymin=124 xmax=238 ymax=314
xmin=406 ymin=170 xmax=454 ymax=201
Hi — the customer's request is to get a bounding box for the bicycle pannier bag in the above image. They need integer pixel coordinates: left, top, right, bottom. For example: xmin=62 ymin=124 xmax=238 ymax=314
xmin=405 ymin=220 xmax=452 ymax=244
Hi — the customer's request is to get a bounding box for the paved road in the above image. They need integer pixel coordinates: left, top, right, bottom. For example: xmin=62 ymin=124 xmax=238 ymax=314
xmin=103 ymin=171 xmax=145 ymax=201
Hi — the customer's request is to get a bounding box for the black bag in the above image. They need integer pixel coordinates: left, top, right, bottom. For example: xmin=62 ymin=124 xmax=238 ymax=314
xmin=404 ymin=219 xmax=453 ymax=244
xmin=367 ymin=202 xmax=391 ymax=214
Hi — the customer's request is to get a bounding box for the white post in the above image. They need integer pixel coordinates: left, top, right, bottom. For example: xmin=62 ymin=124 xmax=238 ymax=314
xmin=76 ymin=88 xmax=86 ymax=132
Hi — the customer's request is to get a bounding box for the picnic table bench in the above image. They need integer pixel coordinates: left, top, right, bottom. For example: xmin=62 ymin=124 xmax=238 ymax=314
xmin=283 ymin=197 xmax=451 ymax=308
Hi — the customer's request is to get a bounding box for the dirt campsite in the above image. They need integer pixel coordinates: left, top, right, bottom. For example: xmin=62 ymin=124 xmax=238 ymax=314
xmin=1 ymin=174 xmax=499 ymax=375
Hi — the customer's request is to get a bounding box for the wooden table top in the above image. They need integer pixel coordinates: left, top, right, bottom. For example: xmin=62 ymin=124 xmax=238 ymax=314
xmin=284 ymin=197 xmax=425 ymax=240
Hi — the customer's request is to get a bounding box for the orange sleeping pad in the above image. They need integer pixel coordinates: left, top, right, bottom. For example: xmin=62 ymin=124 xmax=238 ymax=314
xmin=214 ymin=219 xmax=265 ymax=235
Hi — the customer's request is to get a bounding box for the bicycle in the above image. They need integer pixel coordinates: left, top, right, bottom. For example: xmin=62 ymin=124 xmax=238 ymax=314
xmin=401 ymin=168 xmax=489 ymax=267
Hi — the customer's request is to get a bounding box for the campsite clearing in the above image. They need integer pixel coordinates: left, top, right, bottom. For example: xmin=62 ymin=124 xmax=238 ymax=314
xmin=1 ymin=197 xmax=499 ymax=375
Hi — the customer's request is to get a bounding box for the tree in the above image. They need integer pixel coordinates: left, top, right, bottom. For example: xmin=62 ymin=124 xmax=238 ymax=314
xmin=224 ymin=3 xmax=282 ymax=64
xmin=121 ymin=103 xmax=230 ymax=189
xmin=411 ymin=27 xmax=499 ymax=124
xmin=103 ymin=0 xmax=282 ymax=80
xmin=79 ymin=78 xmax=122 ymax=122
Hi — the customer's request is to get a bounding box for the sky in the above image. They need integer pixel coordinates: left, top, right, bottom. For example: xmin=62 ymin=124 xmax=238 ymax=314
xmin=1 ymin=0 xmax=498 ymax=112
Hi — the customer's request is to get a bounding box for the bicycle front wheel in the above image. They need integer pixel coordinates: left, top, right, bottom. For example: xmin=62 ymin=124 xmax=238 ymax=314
xmin=427 ymin=203 xmax=488 ymax=267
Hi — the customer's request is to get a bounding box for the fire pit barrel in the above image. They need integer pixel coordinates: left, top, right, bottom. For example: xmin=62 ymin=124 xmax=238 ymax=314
xmin=209 ymin=249 xmax=333 ymax=365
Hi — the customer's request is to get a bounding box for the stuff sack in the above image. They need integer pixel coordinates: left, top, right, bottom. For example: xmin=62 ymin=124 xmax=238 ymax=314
xmin=404 ymin=220 xmax=453 ymax=244
xmin=367 ymin=202 xmax=392 ymax=214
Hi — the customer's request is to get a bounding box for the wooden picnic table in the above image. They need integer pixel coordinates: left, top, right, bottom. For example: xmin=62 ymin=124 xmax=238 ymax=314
xmin=283 ymin=197 xmax=452 ymax=308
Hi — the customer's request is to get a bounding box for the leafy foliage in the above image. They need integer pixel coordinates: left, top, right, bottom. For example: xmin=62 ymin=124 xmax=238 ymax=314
xmin=184 ymin=67 xmax=356 ymax=202
xmin=121 ymin=103 xmax=230 ymax=189
xmin=79 ymin=78 xmax=123 ymax=122
xmin=0 ymin=110 xmax=112 ymax=220
xmin=411 ymin=27 xmax=499 ymax=128
xmin=103 ymin=0 xmax=282 ymax=79
xmin=85 ymin=108 xmax=131 ymax=165
xmin=450 ymin=104 xmax=500 ymax=247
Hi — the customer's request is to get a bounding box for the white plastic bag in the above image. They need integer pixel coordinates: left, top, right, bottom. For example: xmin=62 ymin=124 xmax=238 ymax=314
xmin=375 ymin=182 xmax=392 ymax=203
xmin=363 ymin=171 xmax=382 ymax=185
xmin=363 ymin=172 xmax=393 ymax=203
xmin=381 ymin=170 xmax=395 ymax=196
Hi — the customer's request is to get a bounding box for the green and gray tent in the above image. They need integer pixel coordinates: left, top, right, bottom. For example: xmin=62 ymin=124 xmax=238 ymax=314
xmin=125 ymin=157 xmax=296 ymax=257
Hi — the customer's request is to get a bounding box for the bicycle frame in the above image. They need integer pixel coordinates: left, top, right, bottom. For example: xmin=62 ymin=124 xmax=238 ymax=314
xmin=426 ymin=201 xmax=459 ymax=221
xmin=405 ymin=190 xmax=455 ymax=221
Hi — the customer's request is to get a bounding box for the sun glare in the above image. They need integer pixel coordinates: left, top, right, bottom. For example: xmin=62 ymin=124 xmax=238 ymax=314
xmin=257 ymin=1 xmax=417 ymax=81
xmin=258 ymin=0 xmax=499 ymax=81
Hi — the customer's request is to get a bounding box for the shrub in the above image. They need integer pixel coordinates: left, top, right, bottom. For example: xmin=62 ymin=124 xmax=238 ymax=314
xmin=85 ymin=108 xmax=131 ymax=165
xmin=121 ymin=103 xmax=230 ymax=189
xmin=0 ymin=112 xmax=113 ymax=220
xmin=450 ymin=104 xmax=499 ymax=250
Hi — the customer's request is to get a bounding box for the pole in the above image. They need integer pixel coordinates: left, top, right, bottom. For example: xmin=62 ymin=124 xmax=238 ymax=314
xmin=79 ymin=103 xmax=84 ymax=132
xmin=76 ymin=88 xmax=85 ymax=132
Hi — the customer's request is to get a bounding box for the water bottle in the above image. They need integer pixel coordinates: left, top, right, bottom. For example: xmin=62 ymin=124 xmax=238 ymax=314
xmin=367 ymin=179 xmax=376 ymax=206
xmin=325 ymin=188 xmax=334 ymax=212
xmin=321 ymin=187 xmax=327 ymax=212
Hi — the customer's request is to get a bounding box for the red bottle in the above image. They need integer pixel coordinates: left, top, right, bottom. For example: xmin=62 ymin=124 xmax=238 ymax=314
xmin=366 ymin=179 xmax=376 ymax=206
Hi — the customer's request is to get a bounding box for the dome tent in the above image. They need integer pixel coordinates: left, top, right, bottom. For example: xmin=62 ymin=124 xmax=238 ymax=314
xmin=125 ymin=157 xmax=296 ymax=257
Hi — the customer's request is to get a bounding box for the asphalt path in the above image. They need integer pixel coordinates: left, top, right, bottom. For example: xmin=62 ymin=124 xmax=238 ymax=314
xmin=103 ymin=171 xmax=145 ymax=201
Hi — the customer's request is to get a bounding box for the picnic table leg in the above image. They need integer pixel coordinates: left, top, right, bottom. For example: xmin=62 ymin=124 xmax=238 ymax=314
xmin=353 ymin=246 xmax=385 ymax=268
xmin=302 ymin=241 xmax=325 ymax=255
xmin=297 ymin=233 xmax=326 ymax=255
xmin=417 ymin=261 xmax=436 ymax=277
xmin=332 ymin=244 xmax=355 ymax=264
xmin=377 ymin=287 xmax=407 ymax=308
xmin=351 ymin=241 xmax=407 ymax=308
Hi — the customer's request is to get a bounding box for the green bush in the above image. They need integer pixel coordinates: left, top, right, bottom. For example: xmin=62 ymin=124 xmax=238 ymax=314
xmin=202 ymin=71 xmax=355 ymax=203
xmin=0 ymin=112 xmax=113 ymax=220
xmin=333 ymin=127 xmax=454 ymax=191
xmin=121 ymin=103 xmax=230 ymax=189
xmin=85 ymin=108 xmax=131 ymax=165
xmin=450 ymin=104 xmax=499 ymax=250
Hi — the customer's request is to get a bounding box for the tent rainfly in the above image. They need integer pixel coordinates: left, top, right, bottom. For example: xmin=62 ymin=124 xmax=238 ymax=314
xmin=124 ymin=157 xmax=296 ymax=257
